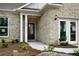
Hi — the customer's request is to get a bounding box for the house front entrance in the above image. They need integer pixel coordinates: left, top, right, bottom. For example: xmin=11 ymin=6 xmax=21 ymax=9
xmin=20 ymin=14 xmax=40 ymax=42
xmin=59 ymin=19 xmax=77 ymax=45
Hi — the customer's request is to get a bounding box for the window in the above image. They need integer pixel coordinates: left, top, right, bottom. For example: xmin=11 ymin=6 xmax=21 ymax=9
xmin=70 ymin=22 xmax=76 ymax=41
xmin=60 ymin=21 xmax=66 ymax=39
xmin=0 ymin=17 xmax=8 ymax=36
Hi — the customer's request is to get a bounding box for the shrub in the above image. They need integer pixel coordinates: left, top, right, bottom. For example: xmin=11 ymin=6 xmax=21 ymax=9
xmin=11 ymin=39 xmax=19 ymax=43
xmin=1 ymin=43 xmax=8 ymax=48
xmin=15 ymin=39 xmax=19 ymax=43
xmin=44 ymin=45 xmax=54 ymax=52
xmin=48 ymin=45 xmax=54 ymax=52
xmin=59 ymin=36 xmax=68 ymax=46
xmin=60 ymin=41 xmax=68 ymax=46
xmin=20 ymin=43 xmax=29 ymax=50
xmin=11 ymin=40 xmax=16 ymax=43
xmin=59 ymin=36 xmax=66 ymax=41
xmin=1 ymin=39 xmax=5 ymax=43
xmin=74 ymin=48 xmax=79 ymax=56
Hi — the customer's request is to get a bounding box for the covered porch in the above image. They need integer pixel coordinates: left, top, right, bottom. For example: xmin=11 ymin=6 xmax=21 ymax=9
xmin=20 ymin=13 xmax=41 ymax=42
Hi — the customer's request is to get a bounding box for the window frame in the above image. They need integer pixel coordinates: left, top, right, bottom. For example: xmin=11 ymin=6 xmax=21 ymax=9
xmin=0 ymin=16 xmax=9 ymax=37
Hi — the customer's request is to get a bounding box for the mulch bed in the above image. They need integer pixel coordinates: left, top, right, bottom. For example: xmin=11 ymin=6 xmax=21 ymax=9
xmin=50 ymin=44 xmax=78 ymax=48
xmin=0 ymin=43 xmax=41 ymax=56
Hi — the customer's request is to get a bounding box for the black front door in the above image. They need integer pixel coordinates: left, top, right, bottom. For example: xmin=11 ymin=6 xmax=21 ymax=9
xmin=28 ymin=23 xmax=35 ymax=40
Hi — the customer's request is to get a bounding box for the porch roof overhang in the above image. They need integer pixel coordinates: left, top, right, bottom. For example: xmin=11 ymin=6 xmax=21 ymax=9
xmin=0 ymin=3 xmax=63 ymax=15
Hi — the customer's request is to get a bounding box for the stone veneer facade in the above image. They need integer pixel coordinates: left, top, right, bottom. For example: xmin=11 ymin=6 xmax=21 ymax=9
xmin=36 ymin=3 xmax=79 ymax=45
xmin=0 ymin=11 xmax=20 ymax=42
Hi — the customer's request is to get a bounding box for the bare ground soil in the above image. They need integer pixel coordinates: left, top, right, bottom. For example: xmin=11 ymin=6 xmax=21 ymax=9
xmin=0 ymin=43 xmax=41 ymax=56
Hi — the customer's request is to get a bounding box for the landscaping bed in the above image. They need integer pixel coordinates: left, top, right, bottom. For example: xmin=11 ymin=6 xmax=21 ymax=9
xmin=0 ymin=43 xmax=41 ymax=56
xmin=50 ymin=44 xmax=77 ymax=48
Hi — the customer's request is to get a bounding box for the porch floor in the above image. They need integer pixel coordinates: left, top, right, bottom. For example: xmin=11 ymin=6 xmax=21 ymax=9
xmin=28 ymin=41 xmax=78 ymax=53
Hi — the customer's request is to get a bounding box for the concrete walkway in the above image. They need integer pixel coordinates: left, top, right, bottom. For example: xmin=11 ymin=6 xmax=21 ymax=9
xmin=54 ymin=48 xmax=75 ymax=53
xmin=28 ymin=41 xmax=48 ymax=51
xmin=28 ymin=41 xmax=78 ymax=53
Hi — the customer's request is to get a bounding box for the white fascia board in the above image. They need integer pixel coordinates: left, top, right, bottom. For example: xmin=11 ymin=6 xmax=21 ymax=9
xmin=0 ymin=9 xmax=16 ymax=11
xmin=48 ymin=3 xmax=63 ymax=6
xmin=18 ymin=3 xmax=30 ymax=9
xmin=17 ymin=9 xmax=40 ymax=12
xmin=20 ymin=12 xmax=41 ymax=16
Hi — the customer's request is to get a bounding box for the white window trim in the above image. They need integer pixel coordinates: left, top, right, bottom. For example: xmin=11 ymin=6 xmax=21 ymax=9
xmin=0 ymin=17 xmax=9 ymax=37
xmin=58 ymin=18 xmax=78 ymax=44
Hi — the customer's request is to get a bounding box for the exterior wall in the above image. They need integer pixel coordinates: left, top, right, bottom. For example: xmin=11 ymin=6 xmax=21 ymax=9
xmin=37 ymin=3 xmax=79 ymax=45
xmin=0 ymin=11 xmax=20 ymax=42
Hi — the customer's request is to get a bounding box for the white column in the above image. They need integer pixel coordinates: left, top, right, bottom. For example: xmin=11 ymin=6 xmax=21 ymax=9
xmin=20 ymin=13 xmax=23 ymax=42
xmin=25 ymin=14 xmax=28 ymax=42
xmin=77 ymin=20 xmax=79 ymax=44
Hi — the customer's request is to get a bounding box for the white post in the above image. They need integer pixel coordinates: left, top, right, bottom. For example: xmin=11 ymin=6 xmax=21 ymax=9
xmin=20 ymin=13 xmax=23 ymax=42
xmin=25 ymin=14 xmax=28 ymax=42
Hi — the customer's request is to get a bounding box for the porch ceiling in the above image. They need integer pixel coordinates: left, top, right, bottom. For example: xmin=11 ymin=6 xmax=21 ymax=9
xmin=28 ymin=15 xmax=41 ymax=23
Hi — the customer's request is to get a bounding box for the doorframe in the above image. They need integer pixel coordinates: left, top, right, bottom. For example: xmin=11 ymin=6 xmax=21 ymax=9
xmin=58 ymin=18 xmax=78 ymax=44
xmin=28 ymin=23 xmax=36 ymax=41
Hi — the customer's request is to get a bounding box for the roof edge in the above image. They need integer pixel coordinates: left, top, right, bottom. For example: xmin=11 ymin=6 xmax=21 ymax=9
xmin=17 ymin=3 xmax=30 ymax=9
